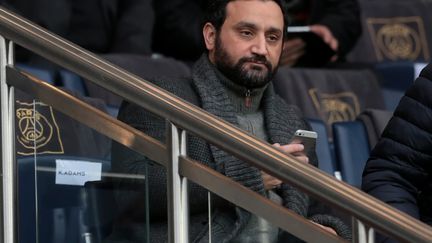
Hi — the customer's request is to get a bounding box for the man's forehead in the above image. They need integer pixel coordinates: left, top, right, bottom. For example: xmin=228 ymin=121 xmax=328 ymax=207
xmin=224 ymin=0 xmax=284 ymax=31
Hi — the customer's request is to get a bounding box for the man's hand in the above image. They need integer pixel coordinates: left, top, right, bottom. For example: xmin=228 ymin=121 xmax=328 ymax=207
xmin=261 ymin=170 xmax=283 ymax=190
xmin=311 ymin=221 xmax=338 ymax=236
xmin=273 ymin=143 xmax=309 ymax=164
xmin=310 ymin=24 xmax=339 ymax=62
xmin=262 ymin=143 xmax=310 ymax=190
xmin=280 ymin=37 xmax=306 ymax=66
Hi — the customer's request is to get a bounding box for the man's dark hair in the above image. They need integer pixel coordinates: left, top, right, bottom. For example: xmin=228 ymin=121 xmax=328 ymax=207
xmin=204 ymin=0 xmax=289 ymax=34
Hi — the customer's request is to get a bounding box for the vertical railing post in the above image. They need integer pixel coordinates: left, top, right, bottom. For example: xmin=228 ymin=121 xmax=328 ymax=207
xmin=353 ymin=218 xmax=375 ymax=243
xmin=0 ymin=36 xmax=16 ymax=243
xmin=167 ymin=123 xmax=189 ymax=243
xmin=179 ymin=129 xmax=189 ymax=242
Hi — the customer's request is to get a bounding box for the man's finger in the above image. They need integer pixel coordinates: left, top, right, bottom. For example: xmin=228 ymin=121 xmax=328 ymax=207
xmin=310 ymin=24 xmax=338 ymax=51
xmin=312 ymin=222 xmax=338 ymax=236
xmin=294 ymin=155 xmax=309 ymax=164
xmin=278 ymin=143 xmax=304 ymax=154
xmin=261 ymin=171 xmax=283 ymax=190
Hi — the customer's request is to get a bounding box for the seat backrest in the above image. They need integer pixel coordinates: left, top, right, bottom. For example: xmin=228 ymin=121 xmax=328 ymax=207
xmin=15 ymin=89 xmax=111 ymax=160
xmin=84 ymin=54 xmax=191 ymax=109
xmin=18 ymin=155 xmax=111 ymax=243
xmin=348 ymin=0 xmax=432 ymax=63
xmin=16 ymin=63 xmax=56 ymax=84
xmin=373 ymin=62 xmax=418 ymax=110
xmin=274 ymin=67 xmax=385 ymax=136
xmin=307 ymin=119 xmax=336 ymax=176
xmin=332 ymin=121 xmax=370 ymax=187
xmin=59 ymin=69 xmax=88 ymax=96
xmin=357 ymin=109 xmax=393 ymax=149
xmin=15 ymin=89 xmax=112 ymax=243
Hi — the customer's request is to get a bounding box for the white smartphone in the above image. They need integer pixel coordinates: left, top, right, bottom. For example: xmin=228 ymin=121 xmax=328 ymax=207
xmin=287 ymin=26 xmax=312 ymax=33
xmin=291 ymin=129 xmax=317 ymax=155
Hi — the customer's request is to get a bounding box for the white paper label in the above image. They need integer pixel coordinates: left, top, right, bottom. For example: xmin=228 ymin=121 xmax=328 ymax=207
xmin=55 ymin=159 xmax=102 ymax=186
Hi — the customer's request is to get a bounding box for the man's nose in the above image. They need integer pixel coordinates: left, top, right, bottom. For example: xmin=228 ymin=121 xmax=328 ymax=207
xmin=251 ymin=35 xmax=268 ymax=56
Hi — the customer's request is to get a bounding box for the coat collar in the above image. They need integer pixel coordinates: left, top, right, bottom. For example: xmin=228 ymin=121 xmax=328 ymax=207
xmin=191 ymin=54 xmax=296 ymax=145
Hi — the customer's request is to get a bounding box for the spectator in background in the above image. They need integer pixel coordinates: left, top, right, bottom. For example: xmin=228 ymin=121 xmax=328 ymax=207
xmin=1 ymin=0 xmax=154 ymax=66
xmin=152 ymin=0 xmax=361 ymax=67
xmin=281 ymin=0 xmax=362 ymax=67
xmin=362 ymin=63 xmax=432 ymax=242
xmin=152 ymin=0 xmax=206 ymax=63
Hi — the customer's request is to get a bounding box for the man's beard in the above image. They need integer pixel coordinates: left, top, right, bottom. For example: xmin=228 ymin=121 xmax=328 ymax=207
xmin=213 ymin=36 xmax=278 ymax=89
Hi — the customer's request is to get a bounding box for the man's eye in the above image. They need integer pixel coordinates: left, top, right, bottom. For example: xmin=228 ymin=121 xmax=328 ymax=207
xmin=267 ymin=35 xmax=280 ymax=42
xmin=240 ymin=31 xmax=253 ymax=37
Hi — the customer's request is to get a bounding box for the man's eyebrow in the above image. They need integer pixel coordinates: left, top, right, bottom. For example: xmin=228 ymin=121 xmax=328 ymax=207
xmin=234 ymin=21 xmax=282 ymax=35
xmin=233 ymin=21 xmax=258 ymax=30
xmin=267 ymin=27 xmax=283 ymax=35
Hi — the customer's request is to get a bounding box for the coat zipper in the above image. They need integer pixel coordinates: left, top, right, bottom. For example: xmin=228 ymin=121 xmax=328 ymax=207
xmin=245 ymin=89 xmax=251 ymax=108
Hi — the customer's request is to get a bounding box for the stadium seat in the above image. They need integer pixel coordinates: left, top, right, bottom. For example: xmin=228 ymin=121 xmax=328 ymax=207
xmin=274 ymin=67 xmax=386 ymax=137
xmin=348 ymin=0 xmax=432 ymax=64
xmin=357 ymin=109 xmax=393 ymax=149
xmin=332 ymin=121 xmax=371 ymax=187
xmin=106 ymin=105 xmax=120 ymax=118
xmin=16 ymin=63 xmax=56 ymax=84
xmin=84 ymin=54 xmax=192 ymax=113
xmin=18 ymin=155 xmax=110 ymax=243
xmin=373 ymin=62 xmax=417 ymax=110
xmin=59 ymin=69 xmax=87 ymax=96
xmin=15 ymin=89 xmax=112 ymax=160
xmin=307 ymin=118 xmax=337 ymax=176
xmin=16 ymin=88 xmax=113 ymax=243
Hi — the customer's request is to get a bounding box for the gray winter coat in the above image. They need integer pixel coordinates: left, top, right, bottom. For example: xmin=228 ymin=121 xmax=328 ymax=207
xmin=108 ymin=55 xmax=350 ymax=242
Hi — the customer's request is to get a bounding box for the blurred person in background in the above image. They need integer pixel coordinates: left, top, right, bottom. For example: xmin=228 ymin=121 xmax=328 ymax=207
xmin=281 ymin=0 xmax=362 ymax=67
xmin=1 ymin=0 xmax=154 ymax=67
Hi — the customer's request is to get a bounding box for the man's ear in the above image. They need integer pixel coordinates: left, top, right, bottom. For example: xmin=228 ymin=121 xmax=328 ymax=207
xmin=203 ymin=23 xmax=217 ymax=51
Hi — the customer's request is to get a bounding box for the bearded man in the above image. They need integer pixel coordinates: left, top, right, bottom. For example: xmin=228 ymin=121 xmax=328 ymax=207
xmin=109 ymin=0 xmax=350 ymax=242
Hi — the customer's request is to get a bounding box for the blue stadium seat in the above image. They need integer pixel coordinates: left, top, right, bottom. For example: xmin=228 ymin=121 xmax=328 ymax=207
xmin=16 ymin=63 xmax=56 ymax=84
xmin=106 ymin=105 xmax=120 ymax=117
xmin=307 ymin=119 xmax=337 ymax=176
xmin=374 ymin=62 xmax=418 ymax=111
xmin=59 ymin=70 xmax=87 ymax=96
xmin=332 ymin=121 xmax=370 ymax=187
xmin=18 ymin=155 xmax=110 ymax=243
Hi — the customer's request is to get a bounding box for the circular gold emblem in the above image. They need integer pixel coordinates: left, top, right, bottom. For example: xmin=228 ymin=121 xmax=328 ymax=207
xmin=322 ymin=99 xmax=357 ymax=124
xmin=376 ymin=23 xmax=421 ymax=60
xmin=16 ymin=108 xmax=54 ymax=149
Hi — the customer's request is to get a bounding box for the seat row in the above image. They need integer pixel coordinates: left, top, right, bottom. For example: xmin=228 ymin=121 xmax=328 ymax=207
xmin=309 ymin=109 xmax=392 ymax=188
xmin=17 ymin=56 xmax=426 ymax=116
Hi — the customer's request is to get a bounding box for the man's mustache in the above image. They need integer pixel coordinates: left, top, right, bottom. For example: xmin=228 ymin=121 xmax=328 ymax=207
xmin=239 ymin=55 xmax=272 ymax=70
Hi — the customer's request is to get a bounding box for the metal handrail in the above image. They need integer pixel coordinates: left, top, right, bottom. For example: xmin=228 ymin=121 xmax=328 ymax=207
xmin=0 ymin=6 xmax=430 ymax=242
